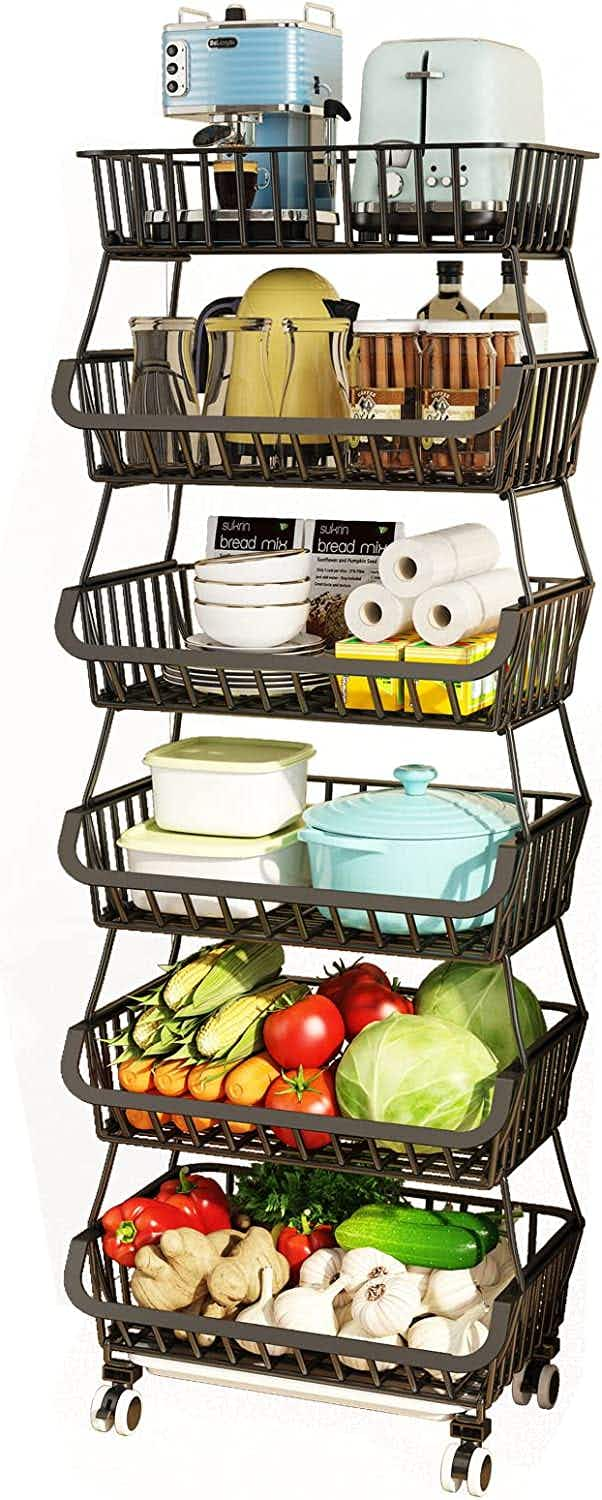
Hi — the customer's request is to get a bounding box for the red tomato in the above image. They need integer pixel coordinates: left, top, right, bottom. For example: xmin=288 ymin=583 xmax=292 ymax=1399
xmin=336 ymin=978 xmax=414 ymax=1040
xmin=263 ymin=994 xmax=345 ymax=1070
xmin=319 ymin=959 xmax=391 ymax=1004
xmin=265 ymin=1065 xmax=337 ymax=1151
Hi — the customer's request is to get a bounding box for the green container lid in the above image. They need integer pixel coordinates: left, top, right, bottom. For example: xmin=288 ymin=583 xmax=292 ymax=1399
xmin=143 ymin=735 xmax=315 ymax=775
xmin=118 ymin=817 xmax=305 ymax=860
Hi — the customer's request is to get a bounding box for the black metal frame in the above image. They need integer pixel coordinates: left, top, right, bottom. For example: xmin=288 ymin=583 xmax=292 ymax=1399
xmin=80 ymin=143 xmax=597 ymax=257
xmin=64 ymin=1147 xmax=583 ymax=1421
xmin=56 ymin=125 xmax=596 ymax=1455
xmin=61 ymin=915 xmax=587 ymax=1190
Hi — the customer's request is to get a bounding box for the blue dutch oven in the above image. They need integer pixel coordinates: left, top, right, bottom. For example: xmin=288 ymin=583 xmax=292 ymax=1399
xmin=299 ymin=764 xmax=520 ymax=936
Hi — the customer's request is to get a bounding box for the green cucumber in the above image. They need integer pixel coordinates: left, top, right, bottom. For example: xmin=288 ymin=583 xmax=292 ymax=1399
xmin=335 ymin=1204 xmax=498 ymax=1270
xmin=439 ymin=1211 xmax=499 ymax=1260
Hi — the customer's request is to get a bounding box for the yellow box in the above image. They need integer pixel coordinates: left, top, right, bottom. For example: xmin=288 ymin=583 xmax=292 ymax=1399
xmin=335 ymin=635 xmax=418 ymax=712
xmin=403 ymin=634 xmax=499 ymax=717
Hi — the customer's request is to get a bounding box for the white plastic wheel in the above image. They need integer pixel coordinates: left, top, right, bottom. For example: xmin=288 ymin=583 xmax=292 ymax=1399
xmin=466 ymin=1447 xmax=493 ymax=1497
xmin=537 ymin=1362 xmax=560 ymax=1410
xmin=440 ymin=1442 xmax=462 ymax=1493
xmin=512 ymin=1368 xmax=532 ymax=1406
xmin=114 ymin=1388 xmax=142 ymax=1436
xmin=90 ymin=1384 xmax=114 ymax=1433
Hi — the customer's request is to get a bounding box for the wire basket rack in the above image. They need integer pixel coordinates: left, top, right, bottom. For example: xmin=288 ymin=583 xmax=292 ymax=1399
xmin=58 ymin=770 xmax=589 ymax=963
xmin=80 ymin=143 xmax=597 ymax=257
xmin=65 ymin=1157 xmax=582 ymax=1416
xmin=53 ymin=349 xmax=596 ymax=496
xmin=56 ymin=563 xmax=593 ymax=733
xmin=62 ymin=967 xmax=585 ymax=1191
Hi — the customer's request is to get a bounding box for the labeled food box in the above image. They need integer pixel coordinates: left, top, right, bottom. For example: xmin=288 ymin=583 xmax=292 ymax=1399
xmin=402 ymin=634 xmax=499 ymax=717
xmin=336 ymin=635 xmax=419 ymax=711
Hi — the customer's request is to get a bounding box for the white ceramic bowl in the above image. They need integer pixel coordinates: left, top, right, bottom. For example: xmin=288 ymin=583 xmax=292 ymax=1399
xmin=194 ymin=576 xmax=311 ymax=607
xmin=194 ymin=548 xmax=311 ymax=585
xmin=195 ymin=599 xmax=311 ymax=649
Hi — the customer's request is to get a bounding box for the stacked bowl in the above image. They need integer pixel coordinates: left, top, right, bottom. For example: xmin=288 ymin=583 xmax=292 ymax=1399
xmin=194 ymin=548 xmax=312 ymax=648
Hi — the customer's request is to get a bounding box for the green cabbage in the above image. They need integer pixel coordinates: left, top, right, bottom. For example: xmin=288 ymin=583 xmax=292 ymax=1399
xmin=335 ymin=1013 xmax=498 ymax=1150
xmin=415 ymin=961 xmax=545 ymax=1070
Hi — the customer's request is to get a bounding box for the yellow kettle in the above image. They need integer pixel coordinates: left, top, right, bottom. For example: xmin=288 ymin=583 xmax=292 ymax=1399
xmin=219 ymin=268 xmax=357 ymax=446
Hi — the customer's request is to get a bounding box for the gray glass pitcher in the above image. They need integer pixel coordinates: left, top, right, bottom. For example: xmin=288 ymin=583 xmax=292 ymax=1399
xmin=126 ymin=317 xmax=201 ymax=468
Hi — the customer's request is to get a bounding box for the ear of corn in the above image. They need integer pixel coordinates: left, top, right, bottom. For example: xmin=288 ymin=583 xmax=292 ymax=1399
xmin=193 ymin=981 xmax=308 ymax=1061
xmin=163 ymin=940 xmax=284 ymax=1016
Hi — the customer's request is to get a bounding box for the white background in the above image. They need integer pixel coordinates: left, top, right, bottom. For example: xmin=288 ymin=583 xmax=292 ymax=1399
xmin=1 ymin=0 xmax=601 ymax=1492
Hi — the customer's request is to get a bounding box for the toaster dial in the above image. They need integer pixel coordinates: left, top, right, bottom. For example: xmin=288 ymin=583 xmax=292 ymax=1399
xmin=164 ymin=40 xmax=189 ymax=97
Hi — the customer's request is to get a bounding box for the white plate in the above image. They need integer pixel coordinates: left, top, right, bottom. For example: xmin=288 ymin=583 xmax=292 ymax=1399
xmin=185 ymin=631 xmax=325 ymax=655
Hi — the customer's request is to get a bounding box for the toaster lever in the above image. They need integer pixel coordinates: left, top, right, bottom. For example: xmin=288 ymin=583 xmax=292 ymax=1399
xmin=405 ymin=69 xmax=444 ymax=80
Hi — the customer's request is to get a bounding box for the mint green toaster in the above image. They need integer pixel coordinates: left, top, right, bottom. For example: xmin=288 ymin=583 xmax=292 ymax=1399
xmin=352 ymin=38 xmax=544 ymax=236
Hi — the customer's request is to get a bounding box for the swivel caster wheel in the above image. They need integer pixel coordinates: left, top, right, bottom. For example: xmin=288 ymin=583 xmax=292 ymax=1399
xmin=537 ymin=1362 xmax=560 ymax=1410
xmin=440 ymin=1442 xmax=463 ymax=1492
xmin=511 ymin=1368 xmax=532 ymax=1406
xmin=90 ymin=1383 xmax=114 ymax=1433
xmin=440 ymin=1443 xmax=493 ymax=1496
xmin=466 ymin=1449 xmax=493 ymax=1497
xmin=90 ymin=1383 xmax=142 ymax=1435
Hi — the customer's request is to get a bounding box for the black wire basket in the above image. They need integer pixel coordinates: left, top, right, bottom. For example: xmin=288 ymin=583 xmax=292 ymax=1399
xmin=62 ymin=970 xmax=585 ymax=1191
xmin=64 ymin=1160 xmax=582 ymax=1416
xmin=56 ymin=563 xmax=593 ymax=733
xmin=53 ymin=349 xmax=596 ymax=496
xmin=79 ymin=144 xmax=597 ymax=257
xmin=58 ymin=771 xmax=589 ymax=962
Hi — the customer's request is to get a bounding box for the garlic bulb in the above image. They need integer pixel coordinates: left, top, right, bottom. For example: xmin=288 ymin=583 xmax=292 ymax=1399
xmin=338 ymin=1316 xmax=401 ymax=1371
xmin=352 ymin=1273 xmax=424 ymax=1337
xmin=340 ymin=1247 xmax=403 ymax=1292
xmin=425 ymin=1268 xmax=484 ymax=1319
xmin=406 ymin=1266 xmax=432 ymax=1297
xmin=235 ymin=1267 xmax=287 ymax=1358
xmin=333 ymin=1286 xmax=354 ymax=1324
xmin=473 ymin=1242 xmax=516 ymax=1305
xmin=272 ymin=1275 xmax=346 ymax=1335
xmin=407 ymin=1305 xmax=489 ymax=1378
xmin=299 ymin=1246 xmax=344 ymax=1290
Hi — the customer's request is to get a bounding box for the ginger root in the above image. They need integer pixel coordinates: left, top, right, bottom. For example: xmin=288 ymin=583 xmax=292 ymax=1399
xmin=132 ymin=1227 xmax=221 ymax=1312
xmin=207 ymin=1226 xmax=289 ymax=1308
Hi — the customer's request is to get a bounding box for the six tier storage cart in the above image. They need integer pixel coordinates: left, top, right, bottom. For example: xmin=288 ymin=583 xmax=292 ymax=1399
xmin=55 ymin=135 xmax=596 ymax=1493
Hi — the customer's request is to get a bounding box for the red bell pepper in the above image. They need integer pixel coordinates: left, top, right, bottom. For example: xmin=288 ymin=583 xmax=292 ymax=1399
xmin=157 ymin=1169 xmax=230 ymax=1233
xmin=277 ymin=1220 xmax=336 ymax=1273
xmin=101 ymin=1196 xmax=188 ymax=1267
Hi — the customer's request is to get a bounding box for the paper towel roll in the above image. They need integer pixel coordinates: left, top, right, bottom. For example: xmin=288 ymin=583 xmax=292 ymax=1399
xmin=412 ymin=569 xmax=521 ymax=647
xmin=344 ymin=582 xmax=414 ymax=644
xmin=379 ymin=524 xmax=500 ymax=599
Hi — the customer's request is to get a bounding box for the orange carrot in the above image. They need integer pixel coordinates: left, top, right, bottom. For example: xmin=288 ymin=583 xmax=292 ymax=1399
xmin=153 ymin=1060 xmax=191 ymax=1097
xmin=188 ymin=1060 xmax=231 ymax=1102
xmin=224 ymin=1052 xmax=280 ymax=1108
xmin=118 ymin=1057 xmax=154 ymax=1093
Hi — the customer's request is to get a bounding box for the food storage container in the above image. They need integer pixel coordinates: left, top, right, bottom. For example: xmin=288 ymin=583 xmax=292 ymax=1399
xmin=143 ymin=735 xmax=315 ymax=837
xmin=300 ymin=764 xmax=519 ymax=936
xmin=117 ymin=818 xmax=309 ymax=920
xmin=350 ymin=322 xmax=420 ymax=472
xmin=417 ymin=323 xmax=520 ymax=477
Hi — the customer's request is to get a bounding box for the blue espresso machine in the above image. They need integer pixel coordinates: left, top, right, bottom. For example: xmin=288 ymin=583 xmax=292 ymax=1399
xmin=162 ymin=5 xmax=347 ymax=236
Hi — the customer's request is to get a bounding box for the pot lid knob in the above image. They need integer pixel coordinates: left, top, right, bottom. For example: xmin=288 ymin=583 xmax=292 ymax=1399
xmin=393 ymin=764 xmax=437 ymax=797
